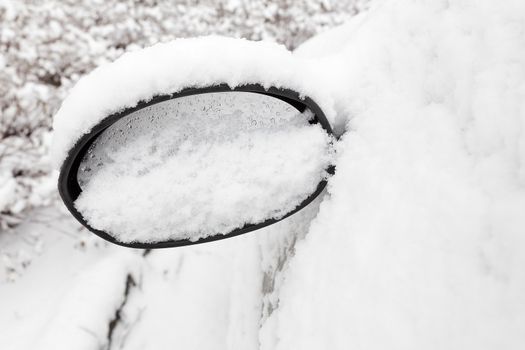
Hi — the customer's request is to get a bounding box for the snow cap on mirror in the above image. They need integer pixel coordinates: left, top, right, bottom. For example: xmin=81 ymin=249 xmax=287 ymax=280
xmin=51 ymin=36 xmax=335 ymax=169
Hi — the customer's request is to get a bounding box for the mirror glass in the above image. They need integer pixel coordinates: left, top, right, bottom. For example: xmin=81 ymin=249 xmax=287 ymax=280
xmin=75 ymin=91 xmax=333 ymax=244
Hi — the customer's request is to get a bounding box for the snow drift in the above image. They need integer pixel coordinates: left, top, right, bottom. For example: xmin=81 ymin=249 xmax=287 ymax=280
xmin=260 ymin=0 xmax=525 ymax=349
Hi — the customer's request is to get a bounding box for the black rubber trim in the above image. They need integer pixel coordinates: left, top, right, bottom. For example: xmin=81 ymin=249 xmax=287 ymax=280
xmin=58 ymin=84 xmax=334 ymax=249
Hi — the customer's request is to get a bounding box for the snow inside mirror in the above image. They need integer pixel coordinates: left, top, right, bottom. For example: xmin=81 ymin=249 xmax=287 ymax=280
xmin=58 ymin=86 xmax=334 ymax=248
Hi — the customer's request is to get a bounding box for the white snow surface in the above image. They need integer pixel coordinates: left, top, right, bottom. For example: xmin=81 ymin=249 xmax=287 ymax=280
xmin=51 ymin=36 xmax=337 ymax=168
xmin=0 ymin=207 xmax=143 ymax=350
xmin=74 ymin=92 xmax=332 ymax=242
xmin=13 ymin=0 xmax=525 ymax=349
xmin=263 ymin=0 xmax=525 ymax=349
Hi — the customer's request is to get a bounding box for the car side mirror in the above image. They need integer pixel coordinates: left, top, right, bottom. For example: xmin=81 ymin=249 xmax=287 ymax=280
xmin=53 ymin=38 xmax=335 ymax=248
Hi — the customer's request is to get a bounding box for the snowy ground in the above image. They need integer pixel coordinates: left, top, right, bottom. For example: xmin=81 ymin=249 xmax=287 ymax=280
xmin=1 ymin=0 xmax=525 ymax=349
xmin=0 ymin=194 xmax=324 ymax=350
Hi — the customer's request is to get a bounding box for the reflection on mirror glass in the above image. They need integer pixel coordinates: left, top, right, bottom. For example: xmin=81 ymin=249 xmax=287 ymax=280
xmin=75 ymin=92 xmax=333 ymax=243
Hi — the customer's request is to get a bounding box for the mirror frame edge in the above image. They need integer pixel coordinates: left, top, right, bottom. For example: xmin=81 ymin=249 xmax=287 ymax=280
xmin=57 ymin=83 xmax=334 ymax=249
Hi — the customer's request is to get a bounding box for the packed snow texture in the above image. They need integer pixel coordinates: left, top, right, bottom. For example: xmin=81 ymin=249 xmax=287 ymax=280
xmin=260 ymin=1 xmax=525 ymax=349
xmin=51 ymin=37 xmax=337 ymax=169
xmin=75 ymin=92 xmax=332 ymax=242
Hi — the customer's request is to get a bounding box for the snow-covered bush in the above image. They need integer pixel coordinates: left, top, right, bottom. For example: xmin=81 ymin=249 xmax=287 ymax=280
xmin=0 ymin=0 xmax=368 ymax=230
